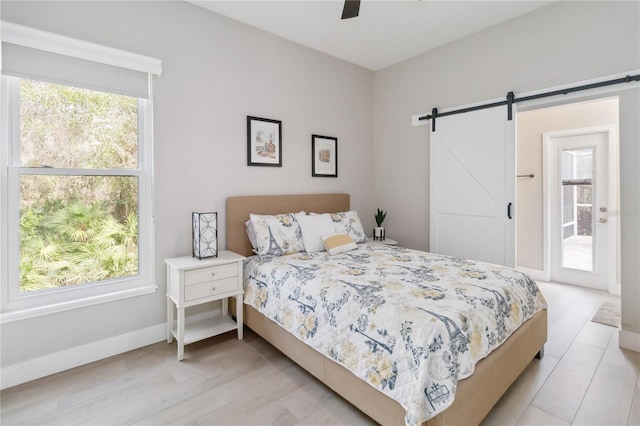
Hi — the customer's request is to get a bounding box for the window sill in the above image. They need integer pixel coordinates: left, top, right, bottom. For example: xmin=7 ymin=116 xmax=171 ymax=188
xmin=0 ymin=285 xmax=157 ymax=324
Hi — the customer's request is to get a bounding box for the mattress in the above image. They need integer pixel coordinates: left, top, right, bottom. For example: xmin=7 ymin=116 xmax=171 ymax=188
xmin=243 ymin=242 xmax=547 ymax=425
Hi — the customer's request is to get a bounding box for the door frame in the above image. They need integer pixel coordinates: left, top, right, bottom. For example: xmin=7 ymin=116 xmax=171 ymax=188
xmin=542 ymin=125 xmax=620 ymax=295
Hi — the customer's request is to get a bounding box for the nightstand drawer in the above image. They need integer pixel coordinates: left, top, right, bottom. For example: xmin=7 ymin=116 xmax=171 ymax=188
xmin=184 ymin=276 xmax=239 ymax=301
xmin=184 ymin=263 xmax=237 ymax=286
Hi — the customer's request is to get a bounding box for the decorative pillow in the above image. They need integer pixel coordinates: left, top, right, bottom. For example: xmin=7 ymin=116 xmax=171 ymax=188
xmin=245 ymin=220 xmax=258 ymax=250
xmin=249 ymin=212 xmax=305 ymax=257
xmin=326 ymin=211 xmax=367 ymax=243
xmin=321 ymin=233 xmax=358 ymax=255
xmin=297 ymin=213 xmax=335 ymax=253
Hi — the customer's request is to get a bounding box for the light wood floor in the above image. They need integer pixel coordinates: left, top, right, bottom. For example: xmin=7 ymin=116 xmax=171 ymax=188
xmin=1 ymin=281 xmax=638 ymax=425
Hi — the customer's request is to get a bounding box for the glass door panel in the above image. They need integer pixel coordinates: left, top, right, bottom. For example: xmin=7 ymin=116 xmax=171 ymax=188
xmin=560 ymin=147 xmax=594 ymax=271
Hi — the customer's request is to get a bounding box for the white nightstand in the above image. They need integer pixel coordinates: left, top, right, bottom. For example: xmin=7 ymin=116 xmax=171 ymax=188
xmin=165 ymin=251 xmax=245 ymax=361
xmin=370 ymin=237 xmax=398 ymax=246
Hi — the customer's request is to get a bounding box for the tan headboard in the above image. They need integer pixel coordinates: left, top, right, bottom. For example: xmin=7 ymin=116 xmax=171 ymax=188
xmin=226 ymin=193 xmax=350 ymax=257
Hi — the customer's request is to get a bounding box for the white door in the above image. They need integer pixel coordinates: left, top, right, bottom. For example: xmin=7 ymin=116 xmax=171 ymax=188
xmin=430 ymin=106 xmax=516 ymax=267
xmin=545 ymin=128 xmax=611 ymax=290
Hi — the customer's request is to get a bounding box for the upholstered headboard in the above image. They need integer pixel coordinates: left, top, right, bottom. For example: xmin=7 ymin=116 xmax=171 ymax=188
xmin=226 ymin=193 xmax=350 ymax=257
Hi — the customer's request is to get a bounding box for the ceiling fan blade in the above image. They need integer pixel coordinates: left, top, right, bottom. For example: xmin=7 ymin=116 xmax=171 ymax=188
xmin=341 ymin=0 xmax=360 ymax=20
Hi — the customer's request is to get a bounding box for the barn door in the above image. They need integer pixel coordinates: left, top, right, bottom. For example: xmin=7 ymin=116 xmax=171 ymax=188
xmin=429 ymin=106 xmax=516 ymax=267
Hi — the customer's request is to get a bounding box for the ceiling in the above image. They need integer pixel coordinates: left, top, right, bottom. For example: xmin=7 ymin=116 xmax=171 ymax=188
xmin=188 ymin=0 xmax=554 ymax=71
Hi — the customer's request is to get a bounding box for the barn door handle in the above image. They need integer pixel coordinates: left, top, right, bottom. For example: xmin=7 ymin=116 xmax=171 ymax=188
xmin=507 ymin=202 xmax=512 ymax=219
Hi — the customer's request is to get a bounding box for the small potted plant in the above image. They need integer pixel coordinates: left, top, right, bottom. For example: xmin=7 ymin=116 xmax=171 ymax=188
xmin=374 ymin=208 xmax=387 ymax=241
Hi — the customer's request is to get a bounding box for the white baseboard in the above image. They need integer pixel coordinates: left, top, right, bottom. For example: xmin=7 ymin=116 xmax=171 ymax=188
xmin=1 ymin=323 xmax=166 ymax=390
xmin=619 ymin=329 xmax=640 ymax=353
xmin=516 ymin=266 xmax=548 ymax=282
xmin=610 ymin=282 xmax=621 ymax=297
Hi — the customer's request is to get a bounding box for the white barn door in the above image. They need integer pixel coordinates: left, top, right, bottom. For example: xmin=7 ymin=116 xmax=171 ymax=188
xmin=430 ymin=106 xmax=516 ymax=267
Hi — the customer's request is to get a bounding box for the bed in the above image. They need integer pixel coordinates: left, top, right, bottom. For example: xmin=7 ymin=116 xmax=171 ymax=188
xmin=226 ymin=193 xmax=547 ymax=425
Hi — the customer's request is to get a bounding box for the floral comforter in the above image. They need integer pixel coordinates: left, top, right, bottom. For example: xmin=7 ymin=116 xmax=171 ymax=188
xmin=243 ymin=243 xmax=546 ymax=425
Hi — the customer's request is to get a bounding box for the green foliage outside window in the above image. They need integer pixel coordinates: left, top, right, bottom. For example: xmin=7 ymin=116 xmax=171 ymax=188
xmin=18 ymin=80 xmax=139 ymax=293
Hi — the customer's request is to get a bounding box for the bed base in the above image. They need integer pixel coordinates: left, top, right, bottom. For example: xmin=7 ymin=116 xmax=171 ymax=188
xmin=226 ymin=193 xmax=547 ymax=425
xmin=242 ymin=304 xmax=546 ymax=425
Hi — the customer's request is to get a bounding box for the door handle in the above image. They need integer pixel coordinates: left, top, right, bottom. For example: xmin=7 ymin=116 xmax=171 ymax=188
xmin=507 ymin=202 xmax=512 ymax=219
xmin=599 ymin=218 xmax=608 ymax=223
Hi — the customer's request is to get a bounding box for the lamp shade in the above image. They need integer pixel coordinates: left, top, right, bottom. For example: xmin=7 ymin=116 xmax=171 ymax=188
xmin=192 ymin=212 xmax=217 ymax=259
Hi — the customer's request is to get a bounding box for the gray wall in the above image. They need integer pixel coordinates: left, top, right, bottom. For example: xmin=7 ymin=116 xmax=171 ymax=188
xmin=1 ymin=1 xmax=375 ymax=367
xmin=374 ymin=1 xmax=639 ymax=334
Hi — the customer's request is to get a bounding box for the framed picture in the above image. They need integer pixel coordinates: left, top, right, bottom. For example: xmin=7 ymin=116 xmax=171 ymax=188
xmin=312 ymin=134 xmax=338 ymax=177
xmin=247 ymin=116 xmax=282 ymax=167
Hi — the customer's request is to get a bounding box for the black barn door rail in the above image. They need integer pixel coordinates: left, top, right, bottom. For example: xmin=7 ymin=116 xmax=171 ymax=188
xmin=420 ymin=74 xmax=640 ymax=132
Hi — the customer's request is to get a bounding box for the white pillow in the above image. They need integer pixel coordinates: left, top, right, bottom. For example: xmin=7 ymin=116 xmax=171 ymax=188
xmin=245 ymin=220 xmax=258 ymax=250
xmin=321 ymin=233 xmax=357 ymax=255
xmin=297 ymin=213 xmax=335 ymax=253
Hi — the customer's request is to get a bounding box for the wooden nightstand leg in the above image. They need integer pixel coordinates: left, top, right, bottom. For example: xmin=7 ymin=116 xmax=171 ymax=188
xmin=177 ymin=307 xmax=185 ymax=361
xmin=236 ymin=293 xmax=243 ymax=340
xmin=166 ymin=296 xmax=174 ymax=343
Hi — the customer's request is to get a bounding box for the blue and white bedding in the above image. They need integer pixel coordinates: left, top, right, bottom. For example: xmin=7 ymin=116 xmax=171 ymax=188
xmin=243 ymin=242 xmax=547 ymax=425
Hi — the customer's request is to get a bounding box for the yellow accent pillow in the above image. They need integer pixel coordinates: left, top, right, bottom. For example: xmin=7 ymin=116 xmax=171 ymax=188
xmin=321 ymin=233 xmax=357 ymax=255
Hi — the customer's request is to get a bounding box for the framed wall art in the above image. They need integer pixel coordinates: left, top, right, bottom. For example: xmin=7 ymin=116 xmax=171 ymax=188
xmin=247 ymin=116 xmax=282 ymax=167
xmin=311 ymin=134 xmax=337 ymax=177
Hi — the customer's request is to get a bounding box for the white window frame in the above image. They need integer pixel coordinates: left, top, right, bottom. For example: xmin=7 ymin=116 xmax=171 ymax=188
xmin=0 ymin=22 xmax=161 ymax=323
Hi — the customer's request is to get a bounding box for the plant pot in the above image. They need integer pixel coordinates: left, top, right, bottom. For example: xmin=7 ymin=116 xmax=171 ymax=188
xmin=373 ymin=226 xmax=385 ymax=241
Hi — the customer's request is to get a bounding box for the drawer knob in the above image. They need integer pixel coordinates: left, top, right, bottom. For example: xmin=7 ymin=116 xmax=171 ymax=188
xmin=211 ymin=286 xmax=216 ymax=291
xmin=211 ymin=272 xmax=216 ymax=277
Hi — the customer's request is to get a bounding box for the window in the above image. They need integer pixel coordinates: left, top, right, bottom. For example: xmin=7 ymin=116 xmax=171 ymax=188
xmin=1 ymin=22 xmax=162 ymax=321
xmin=15 ymin=79 xmax=140 ymax=291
